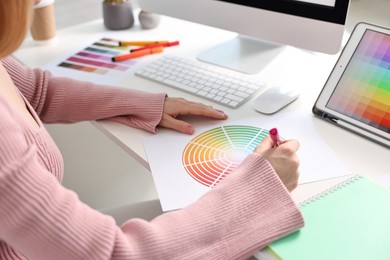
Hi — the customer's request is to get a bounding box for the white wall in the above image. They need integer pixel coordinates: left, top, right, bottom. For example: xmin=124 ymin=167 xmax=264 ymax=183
xmin=46 ymin=123 xmax=158 ymax=210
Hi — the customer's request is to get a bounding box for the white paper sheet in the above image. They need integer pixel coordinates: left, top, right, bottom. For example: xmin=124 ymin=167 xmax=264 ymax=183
xmin=144 ymin=112 xmax=350 ymax=211
xmin=375 ymin=173 xmax=390 ymax=189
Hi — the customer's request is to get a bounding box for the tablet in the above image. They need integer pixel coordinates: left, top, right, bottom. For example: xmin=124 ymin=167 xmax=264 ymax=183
xmin=313 ymin=22 xmax=390 ymax=148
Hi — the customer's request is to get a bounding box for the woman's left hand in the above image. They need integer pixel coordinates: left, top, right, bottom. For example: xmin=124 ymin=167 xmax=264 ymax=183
xmin=158 ymin=97 xmax=228 ymax=134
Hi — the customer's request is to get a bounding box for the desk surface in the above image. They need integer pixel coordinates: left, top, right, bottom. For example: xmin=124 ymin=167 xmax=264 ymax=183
xmin=13 ymin=4 xmax=390 ymax=202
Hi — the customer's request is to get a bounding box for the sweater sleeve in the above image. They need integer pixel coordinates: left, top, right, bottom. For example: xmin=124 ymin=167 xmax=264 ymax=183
xmin=0 ymin=97 xmax=303 ymax=260
xmin=118 ymin=154 xmax=305 ymax=260
xmin=3 ymin=56 xmax=166 ymax=133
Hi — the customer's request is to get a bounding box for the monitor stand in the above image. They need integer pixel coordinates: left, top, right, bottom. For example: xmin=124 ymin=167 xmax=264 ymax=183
xmin=197 ymin=35 xmax=285 ymax=75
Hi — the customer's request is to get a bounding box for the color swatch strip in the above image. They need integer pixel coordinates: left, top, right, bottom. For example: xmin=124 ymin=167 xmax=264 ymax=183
xmin=56 ymin=38 xmax=137 ymax=75
xmin=58 ymin=62 xmax=107 ymax=74
xmin=67 ymin=56 xmax=128 ymax=71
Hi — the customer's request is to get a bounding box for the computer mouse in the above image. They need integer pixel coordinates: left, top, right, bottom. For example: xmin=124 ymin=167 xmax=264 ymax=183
xmin=253 ymin=87 xmax=299 ymax=114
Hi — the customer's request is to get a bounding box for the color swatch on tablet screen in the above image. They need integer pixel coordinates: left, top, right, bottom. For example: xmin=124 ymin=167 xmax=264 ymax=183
xmin=327 ymin=29 xmax=390 ymax=133
xmin=182 ymin=125 xmax=271 ymax=187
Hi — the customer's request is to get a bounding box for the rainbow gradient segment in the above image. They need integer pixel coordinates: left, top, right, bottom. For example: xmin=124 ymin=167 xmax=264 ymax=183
xmin=182 ymin=125 xmax=270 ymax=187
xmin=327 ymin=29 xmax=390 ymax=133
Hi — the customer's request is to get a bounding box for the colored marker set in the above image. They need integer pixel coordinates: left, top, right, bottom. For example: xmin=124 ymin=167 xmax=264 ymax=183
xmin=53 ymin=37 xmax=179 ymax=81
xmin=111 ymin=40 xmax=179 ymax=62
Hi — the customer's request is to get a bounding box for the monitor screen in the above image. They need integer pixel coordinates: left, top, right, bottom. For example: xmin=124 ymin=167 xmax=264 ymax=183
xmin=220 ymin=0 xmax=345 ymax=24
xmin=140 ymin=0 xmax=350 ymax=73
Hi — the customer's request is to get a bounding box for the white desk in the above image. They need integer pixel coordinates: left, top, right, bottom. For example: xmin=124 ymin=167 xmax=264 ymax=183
xmin=13 ymin=7 xmax=390 ymax=202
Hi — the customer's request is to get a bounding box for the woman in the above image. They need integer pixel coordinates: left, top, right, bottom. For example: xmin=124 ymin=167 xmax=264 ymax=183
xmin=0 ymin=1 xmax=304 ymax=259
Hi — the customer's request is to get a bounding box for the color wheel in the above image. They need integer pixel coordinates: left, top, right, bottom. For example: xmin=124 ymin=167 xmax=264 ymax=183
xmin=182 ymin=125 xmax=270 ymax=187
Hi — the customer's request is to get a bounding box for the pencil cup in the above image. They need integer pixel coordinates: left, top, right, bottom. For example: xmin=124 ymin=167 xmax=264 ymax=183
xmin=102 ymin=0 xmax=134 ymax=30
xmin=30 ymin=0 xmax=56 ymax=41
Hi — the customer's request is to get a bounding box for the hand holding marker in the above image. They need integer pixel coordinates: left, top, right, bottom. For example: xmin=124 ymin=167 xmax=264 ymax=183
xmin=269 ymin=128 xmax=281 ymax=147
xmin=112 ymin=40 xmax=179 ymax=62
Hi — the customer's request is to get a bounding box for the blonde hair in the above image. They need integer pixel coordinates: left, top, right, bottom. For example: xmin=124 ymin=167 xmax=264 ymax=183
xmin=0 ymin=0 xmax=33 ymax=59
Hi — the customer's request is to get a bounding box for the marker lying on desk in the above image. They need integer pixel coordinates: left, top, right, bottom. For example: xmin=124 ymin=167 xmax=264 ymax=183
xmin=118 ymin=40 xmax=169 ymax=46
xmin=269 ymin=128 xmax=281 ymax=147
xmin=112 ymin=46 xmax=164 ymax=62
xmin=131 ymin=41 xmax=180 ymax=52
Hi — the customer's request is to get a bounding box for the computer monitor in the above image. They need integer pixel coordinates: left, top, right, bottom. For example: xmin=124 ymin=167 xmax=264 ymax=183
xmin=139 ymin=0 xmax=350 ymax=74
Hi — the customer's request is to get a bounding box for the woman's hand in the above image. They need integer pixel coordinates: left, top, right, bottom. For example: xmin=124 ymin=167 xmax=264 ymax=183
xmin=255 ymin=136 xmax=300 ymax=191
xmin=158 ymin=97 xmax=228 ymax=134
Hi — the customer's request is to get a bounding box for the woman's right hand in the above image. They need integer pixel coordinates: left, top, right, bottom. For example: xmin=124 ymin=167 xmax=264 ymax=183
xmin=255 ymin=136 xmax=300 ymax=192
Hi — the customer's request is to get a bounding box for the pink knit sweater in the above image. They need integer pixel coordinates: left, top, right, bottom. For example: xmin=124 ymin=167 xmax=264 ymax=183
xmin=0 ymin=57 xmax=304 ymax=260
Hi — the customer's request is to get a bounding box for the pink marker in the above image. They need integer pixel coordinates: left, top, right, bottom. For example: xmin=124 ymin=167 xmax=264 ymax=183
xmin=269 ymin=128 xmax=281 ymax=147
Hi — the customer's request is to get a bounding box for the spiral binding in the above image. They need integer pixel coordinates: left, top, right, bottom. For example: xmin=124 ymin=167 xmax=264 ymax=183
xmin=299 ymin=175 xmax=363 ymax=208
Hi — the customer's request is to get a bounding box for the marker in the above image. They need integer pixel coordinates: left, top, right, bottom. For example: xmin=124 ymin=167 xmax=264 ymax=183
xmin=111 ymin=46 xmax=164 ymax=62
xmin=131 ymin=41 xmax=180 ymax=52
xmin=118 ymin=40 xmax=169 ymax=46
xmin=269 ymin=128 xmax=281 ymax=147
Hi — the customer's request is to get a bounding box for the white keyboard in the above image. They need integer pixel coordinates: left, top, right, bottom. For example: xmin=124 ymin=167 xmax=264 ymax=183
xmin=135 ymin=55 xmax=266 ymax=109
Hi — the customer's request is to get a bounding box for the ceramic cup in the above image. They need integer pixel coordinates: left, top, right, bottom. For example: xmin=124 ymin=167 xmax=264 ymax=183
xmin=102 ymin=0 xmax=134 ymax=30
xmin=138 ymin=10 xmax=161 ymax=29
xmin=30 ymin=0 xmax=56 ymax=41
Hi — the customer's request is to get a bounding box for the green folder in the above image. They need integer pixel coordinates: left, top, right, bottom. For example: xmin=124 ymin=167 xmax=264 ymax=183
xmin=268 ymin=175 xmax=390 ymax=259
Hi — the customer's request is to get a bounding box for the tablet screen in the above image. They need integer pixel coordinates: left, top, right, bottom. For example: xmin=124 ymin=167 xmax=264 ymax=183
xmin=326 ymin=29 xmax=390 ymax=134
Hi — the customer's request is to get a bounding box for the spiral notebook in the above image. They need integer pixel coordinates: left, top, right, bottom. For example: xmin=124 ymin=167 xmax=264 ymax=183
xmin=268 ymin=175 xmax=390 ymax=259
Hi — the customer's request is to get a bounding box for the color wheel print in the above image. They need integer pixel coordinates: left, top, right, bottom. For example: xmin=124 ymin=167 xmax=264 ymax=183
xmin=182 ymin=125 xmax=271 ymax=187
